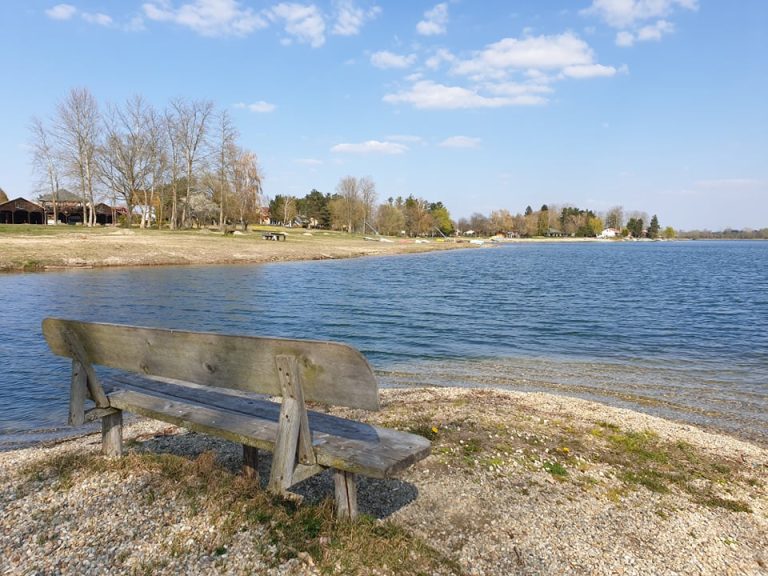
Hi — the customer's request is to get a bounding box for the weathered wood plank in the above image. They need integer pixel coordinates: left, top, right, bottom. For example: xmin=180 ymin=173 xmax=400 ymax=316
xmin=84 ymin=407 xmax=120 ymax=422
xmin=60 ymin=327 xmax=109 ymax=408
xmin=43 ymin=318 xmax=380 ymax=411
xmin=105 ymin=380 xmax=430 ymax=478
xmin=108 ymin=374 xmax=379 ymax=442
xmin=269 ymin=355 xmax=320 ymax=492
xmin=69 ymin=359 xmax=87 ymax=426
xmin=102 ymin=410 xmax=123 ymax=457
xmin=242 ymin=445 xmax=259 ymax=481
xmin=269 ymin=394 xmax=302 ymax=492
xmin=333 ymin=470 xmax=358 ymax=519
xmin=276 ymin=355 xmax=315 ymax=465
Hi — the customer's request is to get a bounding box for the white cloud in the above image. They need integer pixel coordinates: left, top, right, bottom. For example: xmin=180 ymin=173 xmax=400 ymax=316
xmin=126 ymin=15 xmax=147 ymax=31
xmin=562 ymin=63 xmax=618 ymax=79
xmin=615 ymin=30 xmax=635 ymax=46
xmin=583 ymin=0 xmax=698 ymax=29
xmin=453 ymin=33 xmax=596 ymax=79
xmin=82 ymin=12 xmax=113 ymax=26
xmin=143 ymin=0 xmax=268 ymax=37
xmin=425 ymin=48 xmax=455 ymax=70
xmin=331 ymin=140 xmax=408 ymax=154
xmin=417 ymin=3 xmax=448 ymax=36
xmin=615 ymin=19 xmax=675 ymax=46
xmin=46 ymin=4 xmax=77 ymax=20
xmin=637 ymin=19 xmax=674 ymax=41
xmin=584 ymin=0 xmax=696 ymax=47
xmin=268 ymin=3 xmax=326 ymax=48
xmin=370 ymin=50 xmax=416 ymax=69
xmin=332 ymin=0 xmax=381 ymax=36
xmin=439 ymin=136 xmax=481 ymax=149
xmin=235 ymin=101 xmax=277 ymax=113
xmin=383 ymin=80 xmax=530 ymax=110
xmin=484 ymin=81 xmax=553 ymax=98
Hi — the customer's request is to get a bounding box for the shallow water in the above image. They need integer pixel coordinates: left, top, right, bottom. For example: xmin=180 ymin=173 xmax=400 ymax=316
xmin=1 ymin=240 xmax=766 ymax=449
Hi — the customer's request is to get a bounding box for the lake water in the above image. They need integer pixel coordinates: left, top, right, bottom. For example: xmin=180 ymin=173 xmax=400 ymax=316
xmin=1 ymin=241 xmax=766 ymax=449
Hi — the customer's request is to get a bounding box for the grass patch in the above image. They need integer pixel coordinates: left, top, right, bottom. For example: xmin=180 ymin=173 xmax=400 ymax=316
xmin=696 ymin=495 xmax=752 ymax=513
xmin=543 ymin=461 xmax=568 ymax=477
xmin=17 ymin=448 xmax=460 ymax=575
xmin=585 ymin=423 xmax=755 ymax=510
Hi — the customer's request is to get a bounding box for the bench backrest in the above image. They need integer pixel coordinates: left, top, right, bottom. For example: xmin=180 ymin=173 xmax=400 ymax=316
xmin=42 ymin=318 xmax=380 ymax=411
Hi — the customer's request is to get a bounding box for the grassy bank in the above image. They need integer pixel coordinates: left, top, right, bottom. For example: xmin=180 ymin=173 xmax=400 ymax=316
xmin=0 ymin=224 xmax=472 ymax=272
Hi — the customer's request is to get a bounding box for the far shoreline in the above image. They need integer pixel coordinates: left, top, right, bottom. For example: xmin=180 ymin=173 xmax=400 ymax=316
xmin=0 ymin=224 xmax=638 ymax=274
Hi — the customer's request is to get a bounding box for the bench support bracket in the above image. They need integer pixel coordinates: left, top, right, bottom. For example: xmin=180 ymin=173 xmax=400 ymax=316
xmin=64 ymin=328 xmax=110 ymax=426
xmin=268 ymin=355 xmax=319 ymax=494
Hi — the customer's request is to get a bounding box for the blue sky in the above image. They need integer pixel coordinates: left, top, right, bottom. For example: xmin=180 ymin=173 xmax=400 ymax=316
xmin=1 ymin=1 xmax=766 ymax=230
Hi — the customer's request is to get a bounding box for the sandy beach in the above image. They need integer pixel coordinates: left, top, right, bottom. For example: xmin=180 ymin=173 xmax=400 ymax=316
xmin=1 ymin=387 xmax=766 ymax=575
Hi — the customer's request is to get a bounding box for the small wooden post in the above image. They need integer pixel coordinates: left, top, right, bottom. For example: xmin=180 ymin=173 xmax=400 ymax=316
xmin=333 ymin=470 xmax=358 ymax=520
xmin=243 ymin=445 xmax=260 ymax=482
xmin=102 ymin=411 xmax=123 ymax=458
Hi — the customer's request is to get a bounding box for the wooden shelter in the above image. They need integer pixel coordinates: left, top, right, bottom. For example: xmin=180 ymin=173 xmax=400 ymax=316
xmin=37 ymin=190 xmax=122 ymax=225
xmin=0 ymin=197 xmax=46 ymax=224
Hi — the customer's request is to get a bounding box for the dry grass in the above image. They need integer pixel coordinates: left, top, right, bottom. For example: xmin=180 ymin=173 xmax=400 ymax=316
xmin=0 ymin=224 xmax=470 ymax=272
xmin=18 ymin=449 xmax=460 ymax=575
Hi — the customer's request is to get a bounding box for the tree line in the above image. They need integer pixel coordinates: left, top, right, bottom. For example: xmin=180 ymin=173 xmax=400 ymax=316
xmin=269 ymin=181 xmax=455 ymax=237
xmin=456 ymin=204 xmax=672 ymax=239
xmin=29 ymin=88 xmax=673 ymax=239
xmin=30 ymin=88 xmax=263 ymax=230
xmin=679 ymin=228 xmax=768 ymax=240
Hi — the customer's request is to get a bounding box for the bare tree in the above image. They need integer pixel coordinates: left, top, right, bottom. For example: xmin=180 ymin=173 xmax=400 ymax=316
xmin=169 ymin=98 xmax=214 ymax=228
xmin=359 ymin=176 xmax=377 ymax=234
xmin=230 ymin=148 xmax=262 ymax=230
xmin=604 ymin=206 xmax=624 ymax=230
xmin=55 ymin=88 xmax=101 ymax=226
xmin=145 ymin=107 xmax=167 ymax=229
xmin=213 ymin=110 xmax=238 ymax=231
xmin=163 ymin=107 xmax=183 ymax=229
xmin=29 ymin=116 xmax=61 ymax=224
xmin=99 ymin=95 xmax=156 ymax=227
xmin=336 ymin=176 xmax=362 ymax=233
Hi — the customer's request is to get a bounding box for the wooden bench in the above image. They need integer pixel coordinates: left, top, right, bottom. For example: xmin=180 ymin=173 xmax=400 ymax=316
xmin=42 ymin=318 xmax=430 ymax=518
xmin=262 ymin=232 xmax=286 ymax=241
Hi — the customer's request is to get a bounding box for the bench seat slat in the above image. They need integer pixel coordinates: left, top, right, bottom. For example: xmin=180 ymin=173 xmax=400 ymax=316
xmin=106 ymin=375 xmax=430 ymax=479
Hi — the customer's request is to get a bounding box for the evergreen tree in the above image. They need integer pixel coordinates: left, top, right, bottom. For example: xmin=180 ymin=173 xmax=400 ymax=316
xmin=648 ymin=214 xmax=660 ymax=239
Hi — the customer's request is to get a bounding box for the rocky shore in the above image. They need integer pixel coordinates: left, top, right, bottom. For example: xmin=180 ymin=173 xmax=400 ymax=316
xmin=1 ymin=387 xmax=766 ymax=575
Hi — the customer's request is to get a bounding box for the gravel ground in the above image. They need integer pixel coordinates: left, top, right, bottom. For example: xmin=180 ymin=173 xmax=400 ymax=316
xmin=1 ymin=387 xmax=766 ymax=575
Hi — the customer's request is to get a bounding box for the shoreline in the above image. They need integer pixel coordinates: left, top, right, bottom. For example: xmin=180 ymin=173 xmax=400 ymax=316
xmin=0 ymin=224 xmax=641 ymax=274
xmin=0 ymin=226 xmax=483 ymax=273
xmin=1 ymin=386 xmax=765 ymax=575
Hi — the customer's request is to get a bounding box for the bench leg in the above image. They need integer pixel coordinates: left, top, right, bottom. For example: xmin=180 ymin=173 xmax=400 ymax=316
xmin=333 ymin=470 xmax=358 ymax=520
xmin=242 ymin=445 xmax=259 ymax=482
xmin=102 ymin=410 xmax=123 ymax=458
